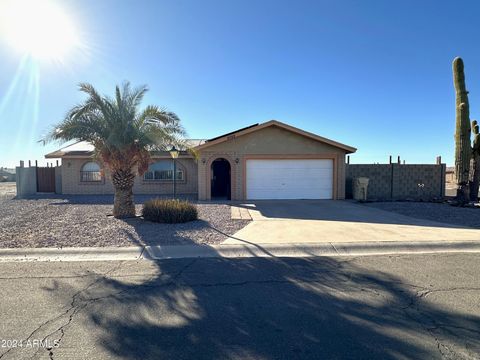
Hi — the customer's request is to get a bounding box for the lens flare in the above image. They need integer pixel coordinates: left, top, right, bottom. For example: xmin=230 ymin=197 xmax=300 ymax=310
xmin=0 ymin=0 xmax=80 ymax=60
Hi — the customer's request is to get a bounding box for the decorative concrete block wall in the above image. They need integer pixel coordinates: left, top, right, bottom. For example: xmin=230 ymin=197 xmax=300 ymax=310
xmin=346 ymin=164 xmax=446 ymax=200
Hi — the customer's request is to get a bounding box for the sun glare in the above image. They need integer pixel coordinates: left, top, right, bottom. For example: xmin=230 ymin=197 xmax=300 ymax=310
xmin=0 ymin=0 xmax=79 ymax=60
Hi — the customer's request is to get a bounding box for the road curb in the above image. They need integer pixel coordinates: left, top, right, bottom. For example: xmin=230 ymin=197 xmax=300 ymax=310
xmin=0 ymin=246 xmax=146 ymax=262
xmin=0 ymin=240 xmax=479 ymax=262
xmin=145 ymin=240 xmax=480 ymax=259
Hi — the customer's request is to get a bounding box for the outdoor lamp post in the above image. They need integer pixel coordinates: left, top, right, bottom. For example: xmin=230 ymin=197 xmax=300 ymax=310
xmin=169 ymin=146 xmax=179 ymax=199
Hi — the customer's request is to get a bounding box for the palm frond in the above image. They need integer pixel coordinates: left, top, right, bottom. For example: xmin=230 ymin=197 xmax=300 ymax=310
xmin=42 ymin=81 xmax=186 ymax=175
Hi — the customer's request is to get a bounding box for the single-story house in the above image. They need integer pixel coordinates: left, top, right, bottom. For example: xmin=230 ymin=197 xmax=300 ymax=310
xmin=45 ymin=120 xmax=356 ymax=200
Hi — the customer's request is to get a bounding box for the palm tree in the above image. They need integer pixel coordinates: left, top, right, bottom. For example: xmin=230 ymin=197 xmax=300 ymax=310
xmin=45 ymin=82 xmax=186 ymax=218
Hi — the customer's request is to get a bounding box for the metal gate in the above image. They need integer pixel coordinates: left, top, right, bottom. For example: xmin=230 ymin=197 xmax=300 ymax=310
xmin=37 ymin=167 xmax=56 ymax=193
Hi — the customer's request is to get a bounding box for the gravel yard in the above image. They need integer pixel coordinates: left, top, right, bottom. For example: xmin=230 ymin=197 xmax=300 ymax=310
xmin=362 ymin=201 xmax=480 ymax=228
xmin=0 ymin=195 xmax=250 ymax=248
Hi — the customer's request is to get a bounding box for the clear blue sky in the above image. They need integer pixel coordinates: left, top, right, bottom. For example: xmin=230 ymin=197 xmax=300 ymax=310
xmin=1 ymin=0 xmax=480 ymax=168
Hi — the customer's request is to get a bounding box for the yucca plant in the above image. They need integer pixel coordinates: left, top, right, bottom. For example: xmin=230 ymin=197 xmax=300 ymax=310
xmin=45 ymin=82 xmax=186 ymax=218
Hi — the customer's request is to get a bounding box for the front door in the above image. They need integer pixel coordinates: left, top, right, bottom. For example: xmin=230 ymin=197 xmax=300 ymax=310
xmin=211 ymin=158 xmax=231 ymax=200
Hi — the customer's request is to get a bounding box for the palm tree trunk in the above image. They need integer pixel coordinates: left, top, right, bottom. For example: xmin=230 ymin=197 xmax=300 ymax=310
xmin=111 ymin=169 xmax=136 ymax=218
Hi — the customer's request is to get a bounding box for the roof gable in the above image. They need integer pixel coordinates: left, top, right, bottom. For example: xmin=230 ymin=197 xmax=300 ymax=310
xmin=45 ymin=121 xmax=356 ymax=158
xmin=194 ymin=120 xmax=356 ymax=153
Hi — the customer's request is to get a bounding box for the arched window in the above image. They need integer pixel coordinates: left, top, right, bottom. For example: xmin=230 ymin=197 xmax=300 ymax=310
xmin=144 ymin=160 xmax=184 ymax=181
xmin=80 ymin=162 xmax=102 ymax=182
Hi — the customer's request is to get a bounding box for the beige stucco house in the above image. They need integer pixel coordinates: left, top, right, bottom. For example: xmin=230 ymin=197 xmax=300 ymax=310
xmin=45 ymin=120 xmax=356 ymax=200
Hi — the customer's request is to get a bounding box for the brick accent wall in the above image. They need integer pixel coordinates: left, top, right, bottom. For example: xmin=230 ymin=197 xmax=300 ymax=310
xmin=346 ymin=164 xmax=446 ymax=200
xmin=61 ymin=157 xmax=198 ymax=196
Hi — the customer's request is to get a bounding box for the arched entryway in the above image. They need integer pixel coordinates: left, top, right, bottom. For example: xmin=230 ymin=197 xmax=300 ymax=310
xmin=211 ymin=158 xmax=231 ymax=200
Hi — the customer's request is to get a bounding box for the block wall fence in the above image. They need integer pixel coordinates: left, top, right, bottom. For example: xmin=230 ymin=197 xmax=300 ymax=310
xmin=345 ymin=163 xmax=446 ymax=200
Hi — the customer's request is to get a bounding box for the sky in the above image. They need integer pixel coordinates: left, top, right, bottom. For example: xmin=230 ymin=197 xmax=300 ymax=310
xmin=0 ymin=0 xmax=480 ymax=168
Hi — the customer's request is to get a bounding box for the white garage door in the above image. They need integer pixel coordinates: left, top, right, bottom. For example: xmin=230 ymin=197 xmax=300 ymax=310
xmin=246 ymin=159 xmax=333 ymax=200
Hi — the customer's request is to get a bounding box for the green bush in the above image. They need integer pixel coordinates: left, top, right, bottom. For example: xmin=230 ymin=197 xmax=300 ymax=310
xmin=142 ymin=199 xmax=198 ymax=223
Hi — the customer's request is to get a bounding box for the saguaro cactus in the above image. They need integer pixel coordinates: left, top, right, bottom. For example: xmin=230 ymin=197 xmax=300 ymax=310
xmin=470 ymin=120 xmax=480 ymax=201
xmin=453 ymin=57 xmax=472 ymax=203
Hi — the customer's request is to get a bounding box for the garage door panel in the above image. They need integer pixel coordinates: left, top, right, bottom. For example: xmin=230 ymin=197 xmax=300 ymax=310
xmin=246 ymin=159 xmax=333 ymax=199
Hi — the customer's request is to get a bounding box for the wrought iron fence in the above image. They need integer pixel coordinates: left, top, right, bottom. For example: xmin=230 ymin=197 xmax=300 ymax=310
xmin=80 ymin=171 xmax=102 ymax=182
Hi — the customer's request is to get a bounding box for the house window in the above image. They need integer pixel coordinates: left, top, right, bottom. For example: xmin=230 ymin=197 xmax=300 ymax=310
xmin=80 ymin=162 xmax=102 ymax=182
xmin=144 ymin=160 xmax=184 ymax=181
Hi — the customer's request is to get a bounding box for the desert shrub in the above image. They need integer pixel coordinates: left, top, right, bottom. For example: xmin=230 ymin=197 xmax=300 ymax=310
xmin=142 ymin=199 xmax=198 ymax=223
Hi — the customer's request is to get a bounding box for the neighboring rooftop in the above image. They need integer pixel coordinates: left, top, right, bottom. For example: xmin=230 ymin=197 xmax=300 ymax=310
xmin=45 ymin=141 xmax=94 ymax=158
xmin=0 ymin=168 xmax=16 ymax=174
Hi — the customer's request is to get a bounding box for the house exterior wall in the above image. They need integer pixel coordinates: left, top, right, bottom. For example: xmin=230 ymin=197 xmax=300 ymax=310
xmin=197 ymin=125 xmax=349 ymax=200
xmin=55 ymin=166 xmax=62 ymax=194
xmin=60 ymin=157 xmax=198 ymax=195
xmin=345 ymin=164 xmax=446 ymax=200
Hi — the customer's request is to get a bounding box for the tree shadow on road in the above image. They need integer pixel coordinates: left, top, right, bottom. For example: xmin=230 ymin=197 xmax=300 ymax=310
xmin=45 ymin=253 xmax=480 ymax=359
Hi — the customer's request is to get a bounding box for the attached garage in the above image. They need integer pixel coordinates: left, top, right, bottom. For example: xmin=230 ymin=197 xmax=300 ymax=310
xmin=246 ymin=159 xmax=333 ymax=199
xmin=194 ymin=120 xmax=356 ymax=201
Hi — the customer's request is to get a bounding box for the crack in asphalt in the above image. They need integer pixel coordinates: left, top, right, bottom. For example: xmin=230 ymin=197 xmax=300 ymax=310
xmin=421 ymin=287 xmax=480 ymax=297
xmin=427 ymin=323 xmax=480 ymax=336
xmin=1 ymin=258 xmax=478 ymax=360
xmin=399 ymin=288 xmax=462 ymax=359
xmin=28 ymin=259 xmax=198 ymax=360
xmin=0 ymin=261 xmax=128 ymax=360
xmin=329 ymin=262 xmax=478 ymax=360
xmin=34 ymin=261 xmax=131 ymax=360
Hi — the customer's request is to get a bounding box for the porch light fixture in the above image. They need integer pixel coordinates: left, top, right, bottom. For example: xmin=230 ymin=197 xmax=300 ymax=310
xmin=169 ymin=146 xmax=179 ymax=198
xmin=235 ymin=158 xmax=239 ymax=164
xmin=169 ymin=146 xmax=179 ymax=159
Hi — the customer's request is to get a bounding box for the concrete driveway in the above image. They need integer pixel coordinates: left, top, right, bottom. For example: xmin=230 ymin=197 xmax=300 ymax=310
xmin=226 ymin=200 xmax=480 ymax=244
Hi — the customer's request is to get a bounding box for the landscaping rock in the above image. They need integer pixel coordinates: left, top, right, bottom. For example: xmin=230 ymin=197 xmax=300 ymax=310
xmin=362 ymin=201 xmax=480 ymax=228
xmin=0 ymin=196 xmax=250 ymax=248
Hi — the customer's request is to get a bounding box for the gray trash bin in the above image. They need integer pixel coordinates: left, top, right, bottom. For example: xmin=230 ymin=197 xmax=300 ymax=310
xmin=353 ymin=177 xmax=369 ymax=201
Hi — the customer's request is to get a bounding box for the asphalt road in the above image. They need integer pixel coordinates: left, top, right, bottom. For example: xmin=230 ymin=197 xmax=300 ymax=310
xmin=0 ymin=254 xmax=479 ymax=360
